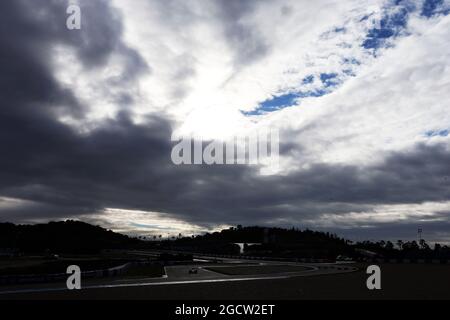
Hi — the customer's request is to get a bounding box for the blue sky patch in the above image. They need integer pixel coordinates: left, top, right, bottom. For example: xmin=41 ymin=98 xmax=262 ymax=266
xmin=244 ymin=72 xmax=342 ymax=116
xmin=422 ymin=0 xmax=444 ymax=17
xmin=302 ymin=75 xmax=314 ymax=84
xmin=334 ymin=27 xmax=346 ymax=33
xmin=320 ymin=73 xmax=339 ymax=87
xmin=243 ymin=93 xmax=299 ymax=115
xmin=243 ymin=88 xmax=330 ymax=116
xmin=425 ymin=129 xmax=450 ymax=137
xmin=343 ymin=69 xmax=356 ymax=76
xmin=362 ymin=4 xmax=410 ymax=50
xmin=343 ymin=57 xmax=361 ymax=65
xmin=243 ymin=0 xmax=450 ymax=117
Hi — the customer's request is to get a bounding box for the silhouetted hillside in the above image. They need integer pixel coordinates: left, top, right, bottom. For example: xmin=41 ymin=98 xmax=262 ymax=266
xmin=2 ymin=221 xmax=449 ymax=259
xmin=158 ymin=226 xmax=450 ymax=260
xmin=0 ymin=220 xmax=140 ymax=254
xmin=163 ymin=226 xmax=353 ymax=258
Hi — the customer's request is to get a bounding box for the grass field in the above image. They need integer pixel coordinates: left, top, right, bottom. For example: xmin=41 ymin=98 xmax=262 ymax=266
xmin=0 ymin=259 xmax=128 ymax=276
xmin=1 ymin=263 xmax=450 ymax=300
xmin=205 ymin=264 xmax=310 ymax=275
xmin=123 ymin=264 xmax=165 ymax=278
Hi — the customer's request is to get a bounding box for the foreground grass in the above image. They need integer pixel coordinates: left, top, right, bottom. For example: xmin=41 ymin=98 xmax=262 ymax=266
xmin=123 ymin=265 xmax=165 ymax=278
xmin=0 ymin=259 xmax=128 ymax=276
xmin=205 ymin=264 xmax=309 ymax=275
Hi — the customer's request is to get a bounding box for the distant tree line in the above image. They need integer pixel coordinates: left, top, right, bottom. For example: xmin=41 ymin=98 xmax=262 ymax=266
xmin=152 ymin=226 xmax=450 ymax=260
xmin=2 ymin=221 xmax=449 ymax=259
xmin=354 ymin=239 xmax=450 ymax=259
xmin=0 ymin=220 xmax=140 ymax=254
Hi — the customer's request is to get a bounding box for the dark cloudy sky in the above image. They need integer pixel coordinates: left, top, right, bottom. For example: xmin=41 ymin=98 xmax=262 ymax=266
xmin=1 ymin=0 xmax=450 ymax=243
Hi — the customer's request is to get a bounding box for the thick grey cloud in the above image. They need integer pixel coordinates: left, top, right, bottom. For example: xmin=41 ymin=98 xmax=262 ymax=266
xmin=150 ymin=0 xmax=270 ymax=66
xmin=0 ymin=0 xmax=152 ymax=215
xmin=215 ymin=0 xmax=271 ymax=65
xmin=1 ymin=0 xmax=449 ymax=243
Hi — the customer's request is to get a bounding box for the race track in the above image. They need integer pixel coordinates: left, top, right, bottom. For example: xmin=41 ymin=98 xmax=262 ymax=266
xmin=0 ymin=255 xmax=357 ymax=299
